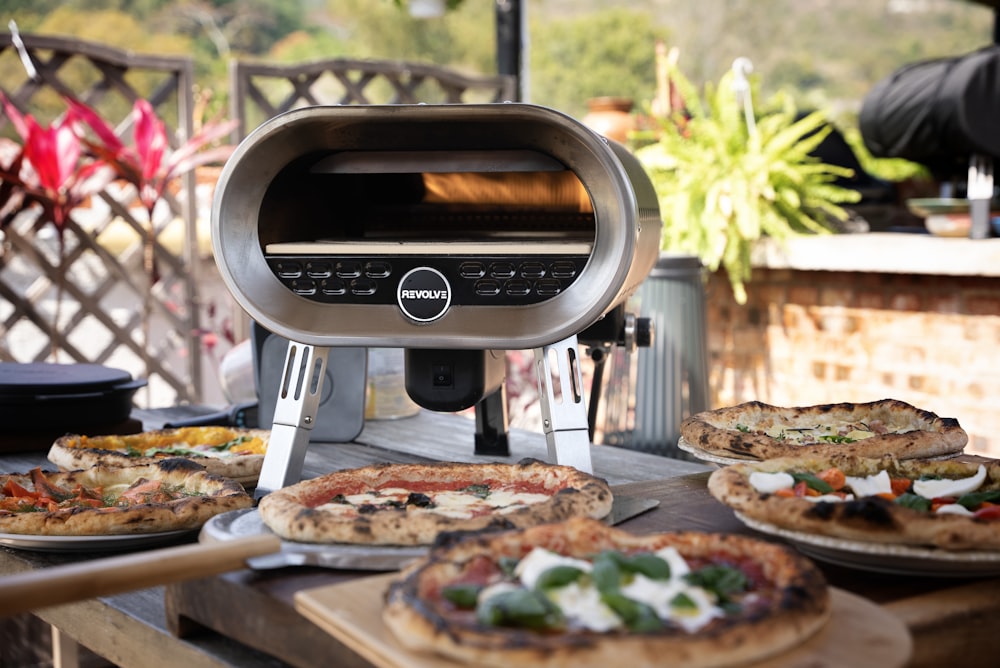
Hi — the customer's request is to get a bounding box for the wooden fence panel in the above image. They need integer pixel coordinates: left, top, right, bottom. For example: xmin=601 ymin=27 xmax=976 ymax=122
xmin=0 ymin=33 xmax=205 ymax=407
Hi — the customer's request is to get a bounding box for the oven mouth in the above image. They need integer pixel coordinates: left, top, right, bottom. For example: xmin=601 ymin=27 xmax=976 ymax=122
xmin=258 ymin=149 xmax=596 ymax=255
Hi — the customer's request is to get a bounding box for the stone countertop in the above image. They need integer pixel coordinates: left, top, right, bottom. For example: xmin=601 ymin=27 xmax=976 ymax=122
xmin=752 ymin=232 xmax=1000 ymax=277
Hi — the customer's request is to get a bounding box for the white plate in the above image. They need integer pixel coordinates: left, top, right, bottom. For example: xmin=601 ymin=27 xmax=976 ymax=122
xmin=735 ymin=512 xmax=1000 ymax=577
xmin=0 ymin=529 xmax=194 ymax=553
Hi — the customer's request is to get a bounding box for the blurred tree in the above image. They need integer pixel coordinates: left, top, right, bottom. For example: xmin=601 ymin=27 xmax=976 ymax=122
xmin=153 ymin=0 xmax=304 ymax=58
xmin=528 ymin=8 xmax=669 ymax=119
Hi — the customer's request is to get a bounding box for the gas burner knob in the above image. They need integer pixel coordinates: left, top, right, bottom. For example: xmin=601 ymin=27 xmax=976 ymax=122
xmin=633 ymin=316 xmax=653 ymax=349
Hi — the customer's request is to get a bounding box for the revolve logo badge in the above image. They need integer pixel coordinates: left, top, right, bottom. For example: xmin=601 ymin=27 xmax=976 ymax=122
xmin=397 ymin=267 xmax=452 ymax=322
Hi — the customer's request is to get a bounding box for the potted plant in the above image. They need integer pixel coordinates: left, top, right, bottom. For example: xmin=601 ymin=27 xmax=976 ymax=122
xmin=634 ymin=57 xmax=861 ymax=304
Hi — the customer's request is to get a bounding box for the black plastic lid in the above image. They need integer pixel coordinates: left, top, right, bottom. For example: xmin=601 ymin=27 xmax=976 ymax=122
xmin=0 ymin=362 xmax=135 ymax=397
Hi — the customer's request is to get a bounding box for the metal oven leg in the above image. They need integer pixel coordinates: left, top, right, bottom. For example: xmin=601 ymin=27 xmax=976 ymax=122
xmin=534 ymin=336 xmax=594 ymax=473
xmin=254 ymin=341 xmax=330 ymax=499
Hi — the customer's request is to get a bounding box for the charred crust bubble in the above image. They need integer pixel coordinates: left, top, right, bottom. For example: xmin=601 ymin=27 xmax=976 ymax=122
xmin=406 ymin=492 xmax=434 ymax=508
xmin=156 ymin=458 xmax=206 ymax=474
xmin=804 ymin=501 xmax=836 ymax=520
xmin=514 ymin=457 xmax=544 ymax=468
xmin=841 ymin=497 xmax=897 ymax=527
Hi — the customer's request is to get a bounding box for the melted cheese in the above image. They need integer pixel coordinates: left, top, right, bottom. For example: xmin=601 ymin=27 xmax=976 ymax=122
xmin=491 ymin=546 xmax=724 ymax=634
xmin=913 ymin=465 xmax=986 ymax=500
xmin=845 ymin=470 xmax=892 ymax=497
xmin=749 ymin=471 xmax=795 ymax=494
xmin=313 ymin=486 xmax=552 ymax=520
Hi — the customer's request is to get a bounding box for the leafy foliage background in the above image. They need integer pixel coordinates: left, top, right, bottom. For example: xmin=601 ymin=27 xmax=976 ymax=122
xmin=4 ymin=0 xmax=994 ymax=123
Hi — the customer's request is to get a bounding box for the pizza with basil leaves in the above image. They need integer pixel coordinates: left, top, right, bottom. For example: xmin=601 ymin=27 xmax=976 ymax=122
xmin=382 ymin=517 xmax=830 ymax=668
xmin=708 ymin=454 xmax=1000 ymax=551
xmin=680 ymin=399 xmax=967 ymax=462
xmin=0 ymin=459 xmax=253 ymax=536
xmin=48 ymin=426 xmax=269 ymax=486
xmin=257 ymin=459 xmax=613 ymax=546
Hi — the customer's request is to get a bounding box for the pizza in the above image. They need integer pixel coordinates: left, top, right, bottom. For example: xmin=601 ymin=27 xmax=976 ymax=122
xmin=680 ymin=399 xmax=967 ymax=461
xmin=48 ymin=426 xmax=270 ymax=485
xmin=257 ymin=459 xmax=613 ymax=546
xmin=382 ymin=517 xmax=830 ymax=668
xmin=708 ymin=454 xmax=1000 ymax=551
xmin=0 ymin=459 xmax=254 ymax=536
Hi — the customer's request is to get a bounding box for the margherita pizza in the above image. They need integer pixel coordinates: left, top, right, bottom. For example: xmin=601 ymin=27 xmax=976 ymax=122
xmin=708 ymin=454 xmax=1000 ymax=551
xmin=48 ymin=426 xmax=269 ymax=485
xmin=257 ymin=459 xmax=613 ymax=546
xmin=382 ymin=517 xmax=830 ymax=668
xmin=0 ymin=459 xmax=254 ymax=536
xmin=680 ymin=399 xmax=967 ymax=461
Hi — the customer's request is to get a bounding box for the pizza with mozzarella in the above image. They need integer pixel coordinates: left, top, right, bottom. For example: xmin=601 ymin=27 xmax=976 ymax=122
xmin=48 ymin=426 xmax=269 ymax=486
xmin=382 ymin=517 xmax=830 ymax=668
xmin=257 ymin=459 xmax=613 ymax=546
xmin=680 ymin=399 xmax=967 ymax=461
xmin=708 ymin=454 xmax=1000 ymax=550
xmin=0 ymin=459 xmax=253 ymax=536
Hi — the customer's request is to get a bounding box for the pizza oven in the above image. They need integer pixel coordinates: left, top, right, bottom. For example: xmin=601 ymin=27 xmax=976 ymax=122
xmin=211 ymin=103 xmax=662 ymax=492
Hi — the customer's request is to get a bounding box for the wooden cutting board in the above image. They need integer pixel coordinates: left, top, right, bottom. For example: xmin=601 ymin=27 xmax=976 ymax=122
xmin=294 ymin=574 xmax=912 ymax=668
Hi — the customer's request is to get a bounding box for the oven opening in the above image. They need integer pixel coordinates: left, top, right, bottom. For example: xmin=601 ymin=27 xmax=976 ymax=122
xmin=259 ymin=150 xmax=596 ymax=256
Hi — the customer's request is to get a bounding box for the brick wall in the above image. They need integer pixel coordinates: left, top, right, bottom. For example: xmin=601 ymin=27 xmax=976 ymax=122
xmin=704 ymin=268 xmax=1000 ymax=458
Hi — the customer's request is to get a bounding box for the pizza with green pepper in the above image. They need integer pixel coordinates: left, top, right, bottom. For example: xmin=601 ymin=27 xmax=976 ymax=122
xmin=382 ymin=517 xmax=830 ymax=668
xmin=708 ymin=454 xmax=1000 ymax=550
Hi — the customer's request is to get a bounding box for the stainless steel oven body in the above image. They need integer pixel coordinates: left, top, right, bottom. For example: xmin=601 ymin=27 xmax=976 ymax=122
xmin=211 ymin=103 xmax=662 ymax=490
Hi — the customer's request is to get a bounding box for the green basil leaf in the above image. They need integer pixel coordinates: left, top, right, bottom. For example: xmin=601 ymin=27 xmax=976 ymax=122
xmin=441 ymin=583 xmax=481 ymax=609
xmin=894 ymin=493 xmax=931 ymax=512
xmin=601 ymin=592 xmax=664 ymax=632
xmin=684 ymin=565 xmax=748 ymax=600
xmin=476 ymin=588 xmax=564 ymax=630
xmin=535 ymin=565 xmax=585 ymax=590
xmin=790 ymin=472 xmax=833 ymax=494
xmin=670 ymin=592 xmax=697 ymax=610
xmin=591 ymin=552 xmax=624 ymax=594
xmin=462 ymin=483 xmax=491 ymax=499
xmin=210 ymin=436 xmax=252 ymax=451
xmin=619 ymin=552 xmax=671 ymax=580
xmin=957 ymin=490 xmax=1000 ymax=510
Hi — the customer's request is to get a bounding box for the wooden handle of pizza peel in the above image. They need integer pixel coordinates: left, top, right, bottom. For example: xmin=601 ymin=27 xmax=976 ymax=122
xmin=0 ymin=534 xmax=281 ymax=618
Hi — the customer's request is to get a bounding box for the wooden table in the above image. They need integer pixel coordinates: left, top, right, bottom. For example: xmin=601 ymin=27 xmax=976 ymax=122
xmin=0 ymin=409 xmax=709 ymax=668
xmin=3 ymin=410 xmax=1000 ymax=667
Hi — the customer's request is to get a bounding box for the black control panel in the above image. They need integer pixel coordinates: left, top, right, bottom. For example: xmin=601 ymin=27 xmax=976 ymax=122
xmin=264 ymin=255 xmax=588 ymax=305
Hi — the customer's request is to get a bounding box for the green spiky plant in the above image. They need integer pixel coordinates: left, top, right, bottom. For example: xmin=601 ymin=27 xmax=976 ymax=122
xmin=635 ymin=63 xmax=861 ymax=304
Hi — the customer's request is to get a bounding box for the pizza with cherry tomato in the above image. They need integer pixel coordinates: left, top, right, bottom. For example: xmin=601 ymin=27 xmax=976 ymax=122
xmin=708 ymin=454 xmax=1000 ymax=550
xmin=257 ymin=459 xmax=613 ymax=546
xmin=680 ymin=399 xmax=967 ymax=461
xmin=382 ymin=517 xmax=830 ymax=668
xmin=0 ymin=459 xmax=253 ymax=536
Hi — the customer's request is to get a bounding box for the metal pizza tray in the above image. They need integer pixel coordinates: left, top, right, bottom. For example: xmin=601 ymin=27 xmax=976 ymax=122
xmin=200 ymin=495 xmax=660 ymax=572
xmin=200 ymin=508 xmax=427 ymax=571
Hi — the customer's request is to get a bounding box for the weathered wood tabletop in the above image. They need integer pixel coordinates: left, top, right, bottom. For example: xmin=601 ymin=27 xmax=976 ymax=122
xmin=3 ymin=409 xmax=1000 ymax=668
xmin=0 ymin=409 xmax=710 ymax=668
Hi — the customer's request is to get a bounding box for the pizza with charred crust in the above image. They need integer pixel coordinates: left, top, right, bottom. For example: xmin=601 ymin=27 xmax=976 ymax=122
xmin=382 ymin=517 xmax=831 ymax=668
xmin=708 ymin=454 xmax=1000 ymax=551
xmin=680 ymin=399 xmax=967 ymax=462
xmin=48 ymin=426 xmax=269 ymax=485
xmin=257 ymin=459 xmax=613 ymax=546
xmin=0 ymin=459 xmax=253 ymax=536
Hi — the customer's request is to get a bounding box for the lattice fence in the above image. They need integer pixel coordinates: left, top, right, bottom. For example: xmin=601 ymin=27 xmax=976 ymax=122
xmin=231 ymin=57 xmax=517 ymax=140
xmin=0 ymin=33 xmax=208 ymax=407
